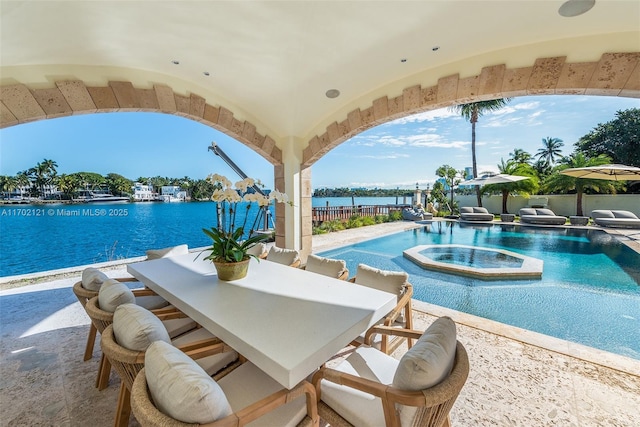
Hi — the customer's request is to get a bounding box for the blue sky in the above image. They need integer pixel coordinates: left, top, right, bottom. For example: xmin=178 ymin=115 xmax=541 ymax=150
xmin=1 ymin=95 xmax=638 ymax=190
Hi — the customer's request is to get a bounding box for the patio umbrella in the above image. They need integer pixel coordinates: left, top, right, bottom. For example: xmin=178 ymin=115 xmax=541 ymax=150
xmin=560 ymin=164 xmax=640 ymax=181
xmin=460 ymin=174 xmax=530 ymax=186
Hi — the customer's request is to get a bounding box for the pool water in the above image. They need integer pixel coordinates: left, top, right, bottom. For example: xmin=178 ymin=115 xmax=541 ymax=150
xmin=319 ymin=222 xmax=640 ymax=360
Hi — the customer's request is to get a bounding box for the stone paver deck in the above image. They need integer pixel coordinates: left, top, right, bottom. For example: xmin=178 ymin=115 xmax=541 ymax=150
xmin=1 ymin=220 xmax=639 ymax=426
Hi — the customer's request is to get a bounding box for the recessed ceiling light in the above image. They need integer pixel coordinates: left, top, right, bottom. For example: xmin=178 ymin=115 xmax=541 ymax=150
xmin=171 ymin=60 xmax=180 ymax=65
xmin=203 ymin=71 xmax=210 ymax=76
xmin=325 ymin=89 xmax=340 ymax=99
xmin=558 ymin=0 xmax=595 ymax=17
xmin=400 ymin=58 xmax=407 ymax=63
xmin=432 ymin=46 xmax=440 ymax=51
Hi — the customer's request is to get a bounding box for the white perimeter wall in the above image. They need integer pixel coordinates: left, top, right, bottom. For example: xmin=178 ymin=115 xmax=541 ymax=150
xmin=455 ymin=194 xmax=640 ymax=217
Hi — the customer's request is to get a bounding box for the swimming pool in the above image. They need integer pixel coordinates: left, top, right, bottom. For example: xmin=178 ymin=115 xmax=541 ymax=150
xmin=319 ymin=222 xmax=640 ymax=360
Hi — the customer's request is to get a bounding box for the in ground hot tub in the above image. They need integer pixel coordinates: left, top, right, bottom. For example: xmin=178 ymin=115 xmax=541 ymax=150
xmin=403 ymin=244 xmax=543 ymax=280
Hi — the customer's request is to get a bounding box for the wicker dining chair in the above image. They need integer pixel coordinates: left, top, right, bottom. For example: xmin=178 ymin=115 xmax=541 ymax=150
xmin=85 ymin=289 xmax=194 ymax=391
xmin=349 ymin=263 xmax=414 ymax=354
xmin=131 ymin=341 xmax=319 ymax=427
xmin=312 ymin=318 xmax=469 ymax=427
xmin=266 ymin=246 xmax=301 ymax=268
xmin=303 ymin=254 xmax=349 ymax=281
xmin=101 ymin=305 xmax=239 ymax=427
xmin=73 ymin=274 xmax=141 ymax=362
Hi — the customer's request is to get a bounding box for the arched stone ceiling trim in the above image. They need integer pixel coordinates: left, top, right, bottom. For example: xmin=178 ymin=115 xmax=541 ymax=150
xmin=302 ymin=52 xmax=640 ymax=167
xmin=0 ymin=80 xmax=283 ymax=166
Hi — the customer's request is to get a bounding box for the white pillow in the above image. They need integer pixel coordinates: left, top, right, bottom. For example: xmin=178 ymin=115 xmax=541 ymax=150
xmin=392 ymin=317 xmax=457 ymax=391
xmin=355 ymin=264 xmax=407 ymax=297
xmin=81 ymin=267 xmax=109 ymax=291
xmin=146 ymin=244 xmax=189 ymax=260
xmin=305 ymin=254 xmax=347 ymax=278
xmin=113 ymin=304 xmax=171 ymax=351
xmin=98 ymin=278 xmax=135 ymax=313
xmin=246 ymin=242 xmax=267 ymax=258
xmin=145 ymin=341 xmax=233 ymax=424
xmin=266 ymin=246 xmax=299 ymax=266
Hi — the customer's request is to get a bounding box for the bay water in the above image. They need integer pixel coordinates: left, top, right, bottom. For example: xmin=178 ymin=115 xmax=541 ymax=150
xmin=0 ymin=197 xmax=402 ymax=277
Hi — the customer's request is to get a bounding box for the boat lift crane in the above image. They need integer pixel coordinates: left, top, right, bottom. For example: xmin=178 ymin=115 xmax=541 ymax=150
xmin=208 ymin=142 xmax=274 ymax=235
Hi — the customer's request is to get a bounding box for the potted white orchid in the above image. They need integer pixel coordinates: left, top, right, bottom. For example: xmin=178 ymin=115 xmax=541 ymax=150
xmin=200 ymin=174 xmax=290 ymax=280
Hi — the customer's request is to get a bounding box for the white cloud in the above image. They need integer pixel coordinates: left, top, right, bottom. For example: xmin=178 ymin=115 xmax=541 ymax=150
xmin=357 ymin=153 xmax=410 ymax=159
xmin=386 ymin=108 xmax=458 ymax=125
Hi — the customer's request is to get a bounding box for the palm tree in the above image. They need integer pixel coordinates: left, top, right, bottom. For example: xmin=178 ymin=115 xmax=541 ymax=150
xmin=482 ymin=159 xmax=539 ymax=214
xmin=536 ymin=137 xmax=564 ymax=166
xmin=509 ymin=148 xmax=533 ymax=165
xmin=450 ymin=98 xmax=511 ymax=207
xmin=543 ymin=153 xmax=618 ymax=216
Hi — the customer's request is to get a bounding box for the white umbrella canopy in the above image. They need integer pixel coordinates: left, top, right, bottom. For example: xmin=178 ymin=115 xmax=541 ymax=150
xmin=560 ymin=164 xmax=640 ymax=181
xmin=460 ymin=174 xmax=530 ymax=186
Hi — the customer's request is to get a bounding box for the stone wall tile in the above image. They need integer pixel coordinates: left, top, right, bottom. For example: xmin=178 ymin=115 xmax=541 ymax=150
xmin=0 ymin=84 xmax=46 ymax=122
xmin=502 ymin=67 xmax=532 ymax=97
xmin=56 ymin=80 xmax=96 ymax=113
xmin=136 ymin=88 xmax=160 ymax=110
xmin=87 ymin=87 xmax=118 ymax=111
xmin=30 ymin=88 xmax=72 ymax=118
xmin=528 ymin=57 xmax=566 ymax=95
xmin=154 ymin=85 xmax=177 ymax=112
xmin=109 ymin=81 xmax=140 ymax=110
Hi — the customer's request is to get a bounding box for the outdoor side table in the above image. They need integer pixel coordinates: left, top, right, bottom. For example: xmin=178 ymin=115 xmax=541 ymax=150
xmin=569 ymin=216 xmax=589 ymax=226
xmin=501 ymin=214 xmax=515 ymax=222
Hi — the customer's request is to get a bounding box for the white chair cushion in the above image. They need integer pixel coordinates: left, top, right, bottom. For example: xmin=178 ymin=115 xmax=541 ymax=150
xmin=162 ymin=318 xmax=197 ymax=339
xmin=146 ymin=244 xmax=189 ymax=260
xmin=321 ymin=346 xmax=399 ymax=427
xmin=305 ymin=254 xmax=347 ymax=278
xmin=266 ymin=246 xmax=299 ymax=266
xmin=355 ymin=264 xmax=407 ymax=298
xmin=98 ymin=278 xmax=135 ymax=313
xmin=81 ymin=267 xmax=109 ymax=291
xmin=113 ymin=304 xmax=171 ymax=351
xmin=392 ymin=316 xmax=457 ymax=391
xmin=136 ymin=295 xmax=169 ymax=310
xmin=218 ymin=362 xmax=307 ymax=427
xmin=246 ymin=242 xmax=267 ymax=257
xmin=145 ymin=341 xmax=233 ymax=424
xmin=171 ymin=328 xmax=239 ymax=376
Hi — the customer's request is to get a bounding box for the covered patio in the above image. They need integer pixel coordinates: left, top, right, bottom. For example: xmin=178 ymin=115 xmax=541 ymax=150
xmin=1 ymin=222 xmax=639 ymax=426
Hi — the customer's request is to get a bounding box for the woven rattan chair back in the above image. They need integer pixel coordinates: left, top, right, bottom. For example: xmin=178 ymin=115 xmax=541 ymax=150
xmin=131 ymin=367 xmax=317 ymax=427
xmin=73 ymin=281 xmax=100 ymax=361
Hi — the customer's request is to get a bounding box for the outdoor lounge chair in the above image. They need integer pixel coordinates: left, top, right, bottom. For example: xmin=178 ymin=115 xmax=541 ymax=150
xmin=101 ymin=304 xmax=239 ymax=427
xmin=266 ymin=246 xmax=301 ymax=267
xmin=591 ymin=210 xmax=640 ymax=229
xmin=350 ymin=264 xmax=413 ymax=354
xmin=402 ymin=207 xmax=433 ymax=221
xmin=130 ymin=341 xmax=319 ymax=427
xmin=519 ymin=208 xmax=567 ymax=225
xmin=303 ymin=254 xmax=349 ymax=280
xmin=459 ymin=207 xmax=494 ymax=222
xmin=312 ymin=317 xmax=469 ymax=427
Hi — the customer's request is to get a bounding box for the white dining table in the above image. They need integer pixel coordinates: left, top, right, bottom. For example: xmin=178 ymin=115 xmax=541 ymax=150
xmin=127 ymin=252 xmax=397 ymax=389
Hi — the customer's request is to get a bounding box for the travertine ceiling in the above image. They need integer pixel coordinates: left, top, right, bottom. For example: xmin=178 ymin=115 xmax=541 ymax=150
xmin=1 ymin=1 xmax=639 ymax=142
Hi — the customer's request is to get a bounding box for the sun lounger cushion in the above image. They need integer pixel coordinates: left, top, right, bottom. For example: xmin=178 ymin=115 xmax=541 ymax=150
xmin=266 ymin=246 xmax=299 ymax=265
xmin=305 ymin=254 xmax=347 ymax=278
xmin=81 ymin=267 xmax=109 ymax=291
xmin=98 ymin=278 xmax=135 ymax=312
xmin=146 ymin=244 xmax=189 ymax=260
xmin=591 ymin=210 xmax=640 ymax=228
xmin=113 ymin=303 xmax=171 ymax=351
xmin=519 ymin=208 xmax=566 ymax=225
xmin=354 ymin=264 xmax=407 ymax=298
xmin=136 ymin=295 xmax=170 ymax=310
xmin=392 ymin=316 xmax=457 ymax=391
xmin=460 ymin=207 xmax=494 ymax=221
xmin=145 ymin=341 xmax=232 ymax=424
xmin=534 ymin=208 xmax=556 ymax=216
